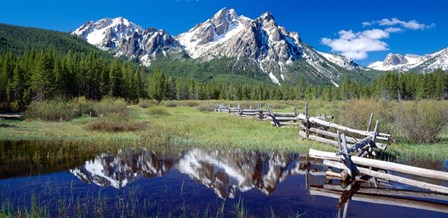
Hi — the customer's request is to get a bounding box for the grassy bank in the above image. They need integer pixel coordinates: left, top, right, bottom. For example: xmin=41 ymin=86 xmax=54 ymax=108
xmin=0 ymin=99 xmax=447 ymax=160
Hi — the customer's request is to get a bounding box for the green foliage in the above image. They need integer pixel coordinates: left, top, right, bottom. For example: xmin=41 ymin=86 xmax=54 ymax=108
xmin=0 ymin=23 xmax=107 ymax=57
xmin=147 ymin=69 xmax=168 ymax=102
xmin=88 ymin=119 xmax=148 ymax=132
xmin=25 ymin=100 xmax=81 ymax=121
xmin=394 ymin=101 xmax=448 ymax=143
xmin=148 ymin=107 xmax=171 ymax=116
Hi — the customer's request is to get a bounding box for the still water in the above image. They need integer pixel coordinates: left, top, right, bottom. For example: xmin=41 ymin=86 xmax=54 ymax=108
xmin=0 ymin=141 xmax=447 ymax=217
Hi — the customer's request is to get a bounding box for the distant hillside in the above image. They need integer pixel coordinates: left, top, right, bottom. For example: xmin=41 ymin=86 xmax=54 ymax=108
xmin=0 ymin=23 xmax=108 ymax=56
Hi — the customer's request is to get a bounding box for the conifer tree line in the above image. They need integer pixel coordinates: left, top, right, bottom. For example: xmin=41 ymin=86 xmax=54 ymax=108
xmin=0 ymin=48 xmax=447 ymax=111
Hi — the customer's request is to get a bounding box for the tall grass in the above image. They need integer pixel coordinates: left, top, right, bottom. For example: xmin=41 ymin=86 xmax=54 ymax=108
xmin=25 ymin=98 xmax=130 ymax=121
xmin=26 ymin=100 xmax=81 ymax=121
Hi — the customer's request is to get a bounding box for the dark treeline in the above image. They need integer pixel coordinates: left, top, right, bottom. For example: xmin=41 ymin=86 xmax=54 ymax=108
xmin=0 ymin=49 xmax=447 ymax=111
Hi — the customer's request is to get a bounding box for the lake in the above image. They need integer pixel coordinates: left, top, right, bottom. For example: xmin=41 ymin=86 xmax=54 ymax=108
xmin=0 ymin=141 xmax=447 ymax=217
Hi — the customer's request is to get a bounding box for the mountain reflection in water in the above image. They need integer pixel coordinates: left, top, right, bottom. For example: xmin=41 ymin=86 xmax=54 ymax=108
xmin=70 ymin=148 xmax=307 ymax=199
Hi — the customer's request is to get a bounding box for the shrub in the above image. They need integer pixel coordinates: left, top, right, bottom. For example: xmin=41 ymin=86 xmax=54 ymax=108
xmin=9 ymin=101 xmax=21 ymax=112
xmin=394 ymin=101 xmax=448 ymax=143
xmin=93 ymin=98 xmax=129 ymax=117
xmin=139 ymin=99 xmax=158 ymax=108
xmin=163 ymin=101 xmax=178 ymax=107
xmin=334 ymin=99 xmax=394 ymax=133
xmin=196 ymin=105 xmax=214 ymax=112
xmin=88 ymin=120 xmax=148 ymax=132
xmin=25 ymin=101 xmax=81 ymax=121
xmin=185 ymin=101 xmax=200 ymax=107
xmin=148 ymin=107 xmax=171 ymax=116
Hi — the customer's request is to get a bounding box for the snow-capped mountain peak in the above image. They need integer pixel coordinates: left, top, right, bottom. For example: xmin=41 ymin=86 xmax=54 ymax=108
xmin=73 ymin=9 xmax=372 ymax=85
xmin=368 ymin=48 xmax=448 ymax=72
xmin=73 ymin=17 xmax=143 ymax=51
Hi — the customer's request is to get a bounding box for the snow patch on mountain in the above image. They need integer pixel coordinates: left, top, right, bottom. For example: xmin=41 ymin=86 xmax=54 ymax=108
xmin=368 ymin=48 xmax=448 ymax=72
xmin=73 ymin=17 xmax=143 ymax=51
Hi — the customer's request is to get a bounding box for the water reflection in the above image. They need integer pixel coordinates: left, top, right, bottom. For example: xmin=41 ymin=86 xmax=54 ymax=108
xmin=70 ymin=150 xmax=175 ymax=188
xmin=70 ymin=148 xmax=307 ymax=199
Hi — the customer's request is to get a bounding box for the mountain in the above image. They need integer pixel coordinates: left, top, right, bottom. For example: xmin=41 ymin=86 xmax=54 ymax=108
xmin=368 ymin=48 xmax=448 ymax=72
xmin=73 ymin=17 xmax=144 ymax=51
xmin=176 ymin=8 xmax=365 ymax=85
xmin=0 ymin=23 xmax=107 ymax=56
xmin=72 ymin=8 xmax=369 ymax=85
xmin=72 ymin=17 xmax=184 ymax=66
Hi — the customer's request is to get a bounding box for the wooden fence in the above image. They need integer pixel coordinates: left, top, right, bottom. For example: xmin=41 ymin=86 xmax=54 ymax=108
xmin=214 ymin=102 xmax=448 ymax=214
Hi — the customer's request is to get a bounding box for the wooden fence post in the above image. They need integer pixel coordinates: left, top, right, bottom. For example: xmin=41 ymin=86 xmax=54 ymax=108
xmin=367 ymin=113 xmax=374 ymax=132
xmin=305 ymin=103 xmax=310 ymax=139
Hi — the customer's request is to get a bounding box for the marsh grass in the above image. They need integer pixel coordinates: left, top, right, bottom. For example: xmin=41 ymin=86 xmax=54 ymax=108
xmin=25 ymin=100 xmax=81 ymax=121
xmin=25 ymin=97 xmax=129 ymax=121
xmin=1 ymin=99 xmax=447 ymax=160
xmin=88 ymin=119 xmax=148 ymax=132
xmin=148 ymin=107 xmax=171 ymax=116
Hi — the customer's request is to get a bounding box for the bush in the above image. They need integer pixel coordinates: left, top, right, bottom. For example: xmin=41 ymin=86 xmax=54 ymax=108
xmin=26 ymin=101 xmax=81 ymax=121
xmin=334 ymin=99 xmax=394 ymax=133
xmin=139 ymin=99 xmax=158 ymax=108
xmin=184 ymin=101 xmax=200 ymax=107
xmin=163 ymin=101 xmax=178 ymax=107
xmin=88 ymin=120 xmax=148 ymax=132
xmin=394 ymin=101 xmax=448 ymax=143
xmin=148 ymin=107 xmax=171 ymax=116
xmin=196 ymin=105 xmax=214 ymax=112
xmin=92 ymin=98 xmax=129 ymax=117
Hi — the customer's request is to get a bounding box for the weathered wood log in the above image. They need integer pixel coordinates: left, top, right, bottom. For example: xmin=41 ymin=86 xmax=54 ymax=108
xmin=305 ymin=103 xmax=310 ymax=139
xmin=307 ymin=127 xmax=387 ymax=150
xmin=311 ymin=149 xmax=448 ymax=181
xmin=326 ymin=170 xmax=343 ymax=179
xmin=309 ymin=187 xmax=448 ymax=214
xmin=300 ymin=131 xmax=340 ymax=147
xmin=323 ymin=184 xmax=448 ymax=201
xmin=297 ymin=114 xmax=390 ymax=140
xmin=324 ymin=160 xmax=448 ymax=194
xmin=270 ymin=117 xmax=298 ymax=121
xmin=0 ymin=114 xmax=22 ymax=119
xmin=367 ymin=113 xmax=374 ymax=132
xmin=271 ymin=113 xmax=297 ymax=117
xmin=270 ymin=122 xmax=299 ymax=126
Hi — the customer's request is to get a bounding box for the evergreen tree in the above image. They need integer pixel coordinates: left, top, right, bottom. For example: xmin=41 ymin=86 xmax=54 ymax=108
xmin=147 ymin=69 xmax=168 ymax=102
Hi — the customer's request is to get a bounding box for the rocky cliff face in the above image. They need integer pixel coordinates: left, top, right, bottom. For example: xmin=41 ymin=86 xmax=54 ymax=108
xmin=73 ymin=17 xmax=183 ymax=66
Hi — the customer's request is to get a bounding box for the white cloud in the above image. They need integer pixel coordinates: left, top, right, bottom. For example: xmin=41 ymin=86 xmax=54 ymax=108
xmin=362 ymin=22 xmax=372 ymax=27
xmin=322 ymin=18 xmax=435 ymax=60
xmin=384 ymin=27 xmax=403 ymax=33
xmin=321 ymin=29 xmax=389 ymax=60
xmin=365 ymin=18 xmax=435 ymax=30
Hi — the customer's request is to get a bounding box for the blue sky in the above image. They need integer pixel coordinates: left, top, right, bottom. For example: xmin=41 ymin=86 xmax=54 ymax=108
xmin=0 ymin=0 xmax=446 ymax=65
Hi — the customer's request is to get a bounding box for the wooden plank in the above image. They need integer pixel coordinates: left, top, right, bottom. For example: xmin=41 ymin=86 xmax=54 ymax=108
xmin=367 ymin=113 xmax=374 ymax=132
xmin=305 ymin=103 xmax=310 ymax=139
xmin=272 ymin=113 xmax=297 ymax=117
xmin=0 ymin=114 xmax=22 ymax=118
xmin=297 ymin=114 xmax=390 ymax=140
xmin=324 ymin=160 xmax=448 ymax=194
xmin=311 ymin=149 xmax=448 ymax=181
xmin=309 ymin=187 xmax=448 ymax=214
xmin=323 ymin=184 xmax=448 ymax=201
xmin=309 ymin=128 xmax=386 ymax=150
xmin=300 ymin=131 xmax=340 ymax=147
